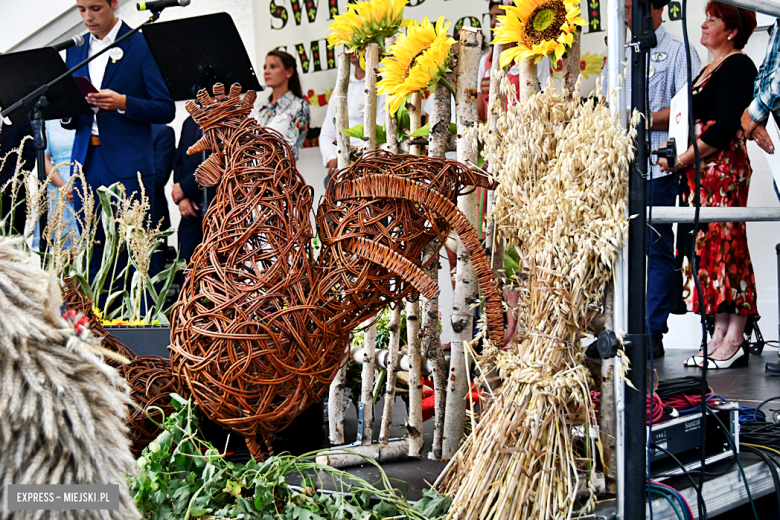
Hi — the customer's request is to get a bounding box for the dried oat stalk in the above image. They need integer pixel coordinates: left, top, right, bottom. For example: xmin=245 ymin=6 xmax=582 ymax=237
xmin=436 ymin=76 xmax=638 ymax=520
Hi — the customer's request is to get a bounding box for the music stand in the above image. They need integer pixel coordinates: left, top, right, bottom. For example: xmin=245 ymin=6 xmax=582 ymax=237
xmin=0 ymin=47 xmax=93 ymax=251
xmin=142 ymin=12 xmax=262 ymax=100
xmin=143 ymin=12 xmax=263 ymax=216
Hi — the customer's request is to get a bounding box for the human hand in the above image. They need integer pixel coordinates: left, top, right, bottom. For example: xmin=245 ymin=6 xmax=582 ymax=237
xmin=741 ymin=108 xmax=760 ymax=140
xmin=658 ymin=157 xmax=671 ymax=173
xmin=752 ymin=124 xmax=775 ymax=154
xmin=86 ymin=89 xmax=127 ymax=111
xmin=171 ymin=182 xmax=184 ymax=204
xmin=67 ymin=189 xmax=73 ymax=204
xmin=326 ymin=158 xmax=338 ymax=179
xmin=178 ymin=198 xmax=199 ymax=219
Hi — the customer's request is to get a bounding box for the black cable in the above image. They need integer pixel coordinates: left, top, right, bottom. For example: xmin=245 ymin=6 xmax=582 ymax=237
xmin=741 ymin=445 xmax=780 ymax=511
xmin=656 ymin=376 xmax=709 ymax=401
xmin=754 ymin=395 xmax=780 ymax=422
xmin=649 ymin=442 xmax=708 ymax=520
xmin=705 ymin=404 xmax=760 ymax=519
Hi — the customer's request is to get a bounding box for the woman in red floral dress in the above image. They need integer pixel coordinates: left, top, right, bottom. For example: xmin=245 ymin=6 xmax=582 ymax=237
xmin=659 ymin=1 xmax=757 ymax=369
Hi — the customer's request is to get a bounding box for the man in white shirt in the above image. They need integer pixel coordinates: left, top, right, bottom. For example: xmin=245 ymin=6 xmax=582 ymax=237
xmin=319 ymin=53 xmax=387 ymax=182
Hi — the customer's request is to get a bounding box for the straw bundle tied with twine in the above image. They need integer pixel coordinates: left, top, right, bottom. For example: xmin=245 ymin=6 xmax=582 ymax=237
xmin=436 ymin=76 xmax=639 ymax=519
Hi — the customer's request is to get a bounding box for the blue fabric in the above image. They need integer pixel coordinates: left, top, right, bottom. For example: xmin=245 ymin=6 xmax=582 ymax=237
xmin=150 ymin=124 xmax=175 ymax=278
xmin=646 ymin=174 xmax=679 ymax=335
xmin=172 ymin=117 xmax=206 ymax=263
xmin=66 ymin=22 xmax=175 ymax=187
xmin=749 ymin=19 xmax=780 ymax=123
xmin=39 ymin=120 xmax=79 ymax=248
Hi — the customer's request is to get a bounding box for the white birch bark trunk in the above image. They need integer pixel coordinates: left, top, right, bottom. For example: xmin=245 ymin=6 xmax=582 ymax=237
xmin=363 ymin=43 xmax=379 ymax=152
xmin=316 ymin=439 xmax=409 ymax=468
xmin=334 ymin=48 xmax=351 ymax=170
xmin=408 ymin=92 xmax=423 ymax=156
xmin=424 ymin=79 xmax=452 ymax=460
xmin=327 ymin=47 xmax=353 ymax=446
xmin=520 ymin=60 xmax=541 ymax=100
xmin=406 ymin=92 xmax=425 ymax=458
xmin=485 ymin=43 xmax=507 ymax=280
xmin=441 ymin=28 xmax=482 ymax=461
xmin=378 ymin=304 xmax=401 ymax=444
xmin=359 ymin=322 xmax=377 ymax=445
xmin=357 ymin=42 xmax=381 ymax=447
xmin=405 ymin=300 xmax=424 ymax=457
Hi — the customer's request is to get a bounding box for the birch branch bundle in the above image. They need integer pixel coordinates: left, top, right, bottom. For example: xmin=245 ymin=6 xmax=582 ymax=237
xmin=437 ymin=77 xmax=638 ymax=519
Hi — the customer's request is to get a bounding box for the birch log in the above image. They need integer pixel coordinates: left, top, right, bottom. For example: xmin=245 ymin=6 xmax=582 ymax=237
xmin=519 ymin=60 xmax=541 ymax=99
xmin=378 ymin=37 xmax=402 ymax=445
xmin=405 ymin=300 xmax=424 ymax=456
xmin=441 ymin=28 xmax=482 ymax=461
xmin=316 ymin=440 xmax=409 ymax=468
xmin=378 ymin=304 xmax=401 ymax=444
xmin=484 ymin=44 xmax=507 ymax=280
xmin=357 ymin=42 xmax=381 ymax=446
xmin=562 ymin=29 xmax=582 ymax=93
xmin=424 ymin=79 xmax=452 ymax=460
xmin=327 ymin=47 xmax=353 ymax=445
xmin=359 ymin=322 xmax=377 ymax=445
xmin=406 ymin=91 xmax=425 ymax=458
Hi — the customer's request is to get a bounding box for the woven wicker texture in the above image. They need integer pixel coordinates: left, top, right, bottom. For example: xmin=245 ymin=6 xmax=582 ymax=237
xmin=168 ymin=83 xmax=503 ymax=459
xmin=61 ymin=278 xmax=178 ymax=450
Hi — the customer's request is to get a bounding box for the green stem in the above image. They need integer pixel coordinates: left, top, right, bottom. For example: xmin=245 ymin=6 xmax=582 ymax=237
xmin=438 ymin=76 xmax=456 ymax=99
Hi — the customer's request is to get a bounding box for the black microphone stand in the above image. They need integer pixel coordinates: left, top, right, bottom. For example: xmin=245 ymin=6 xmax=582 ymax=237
xmin=1 ymin=9 xmax=165 ymax=254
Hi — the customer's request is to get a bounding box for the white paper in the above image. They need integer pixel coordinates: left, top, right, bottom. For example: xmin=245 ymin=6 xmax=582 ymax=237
xmin=668 ymin=84 xmax=689 ymax=158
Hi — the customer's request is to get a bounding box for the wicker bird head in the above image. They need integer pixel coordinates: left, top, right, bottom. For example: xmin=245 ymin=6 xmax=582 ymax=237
xmin=184 ymin=83 xmax=258 ymax=188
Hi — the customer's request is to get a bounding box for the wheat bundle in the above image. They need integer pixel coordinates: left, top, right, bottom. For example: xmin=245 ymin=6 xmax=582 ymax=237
xmin=436 ymin=77 xmax=637 ymax=519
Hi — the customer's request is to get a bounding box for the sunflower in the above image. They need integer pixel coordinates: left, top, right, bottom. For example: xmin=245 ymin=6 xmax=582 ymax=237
xmin=377 ymin=16 xmax=457 ymax=114
xmin=327 ymin=0 xmax=409 ymax=54
xmin=493 ymin=0 xmax=587 ymax=67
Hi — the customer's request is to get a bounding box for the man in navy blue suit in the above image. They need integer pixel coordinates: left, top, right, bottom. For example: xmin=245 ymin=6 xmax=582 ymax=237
xmin=66 ymin=0 xmax=174 ymax=281
xmin=172 ymin=116 xmax=208 ymax=264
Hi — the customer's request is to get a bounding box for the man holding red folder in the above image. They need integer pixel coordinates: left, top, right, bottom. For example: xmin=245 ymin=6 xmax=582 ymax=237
xmin=66 ymin=0 xmax=174 ymax=280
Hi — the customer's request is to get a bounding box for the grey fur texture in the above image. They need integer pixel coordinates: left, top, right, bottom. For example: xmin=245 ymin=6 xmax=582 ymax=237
xmin=0 ymin=238 xmax=140 ymax=520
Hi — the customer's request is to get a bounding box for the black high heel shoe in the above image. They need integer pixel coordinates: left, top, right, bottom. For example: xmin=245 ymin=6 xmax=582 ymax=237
xmin=703 ymin=340 xmax=749 ymax=369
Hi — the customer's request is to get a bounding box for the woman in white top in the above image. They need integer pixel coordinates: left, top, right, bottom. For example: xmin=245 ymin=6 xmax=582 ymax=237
xmin=253 ymin=50 xmax=310 ymax=159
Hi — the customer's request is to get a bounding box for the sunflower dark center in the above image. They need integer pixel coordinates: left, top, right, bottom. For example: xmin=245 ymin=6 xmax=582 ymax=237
xmin=523 ymin=0 xmax=567 ymax=47
xmin=404 ymin=47 xmax=431 ymax=78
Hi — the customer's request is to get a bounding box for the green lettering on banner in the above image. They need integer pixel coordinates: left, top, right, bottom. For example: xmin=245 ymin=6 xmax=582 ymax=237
xmin=295 ymin=39 xmax=336 ymax=73
xmin=453 ymin=16 xmax=481 ymax=35
xmin=270 ymin=0 xmax=288 ymax=29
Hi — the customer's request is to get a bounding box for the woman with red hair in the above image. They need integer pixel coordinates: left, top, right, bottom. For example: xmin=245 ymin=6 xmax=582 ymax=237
xmin=660 ymin=1 xmax=757 ymax=369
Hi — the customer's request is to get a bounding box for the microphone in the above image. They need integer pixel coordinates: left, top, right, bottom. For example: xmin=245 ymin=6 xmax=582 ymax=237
xmin=50 ymin=34 xmax=84 ymax=52
xmin=137 ymin=0 xmax=190 ymax=11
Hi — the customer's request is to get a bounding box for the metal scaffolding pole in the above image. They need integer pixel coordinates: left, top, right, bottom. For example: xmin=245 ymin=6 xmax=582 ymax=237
xmin=606 ymin=0 xmax=628 ymax=512
xmin=625 ymin=0 xmax=651 ymax=515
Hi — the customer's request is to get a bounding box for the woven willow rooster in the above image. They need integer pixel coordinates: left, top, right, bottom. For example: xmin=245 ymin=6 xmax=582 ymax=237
xmin=169 ymin=83 xmax=503 ymax=458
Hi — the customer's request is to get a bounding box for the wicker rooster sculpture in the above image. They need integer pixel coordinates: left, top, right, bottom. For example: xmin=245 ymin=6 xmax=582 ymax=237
xmin=169 ymin=83 xmax=503 ymax=459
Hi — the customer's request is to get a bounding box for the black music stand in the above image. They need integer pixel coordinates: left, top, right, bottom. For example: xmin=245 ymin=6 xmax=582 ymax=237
xmin=0 ymin=47 xmax=93 ymax=250
xmin=142 ymin=12 xmax=262 ymax=99
xmin=143 ymin=12 xmax=263 ymax=216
